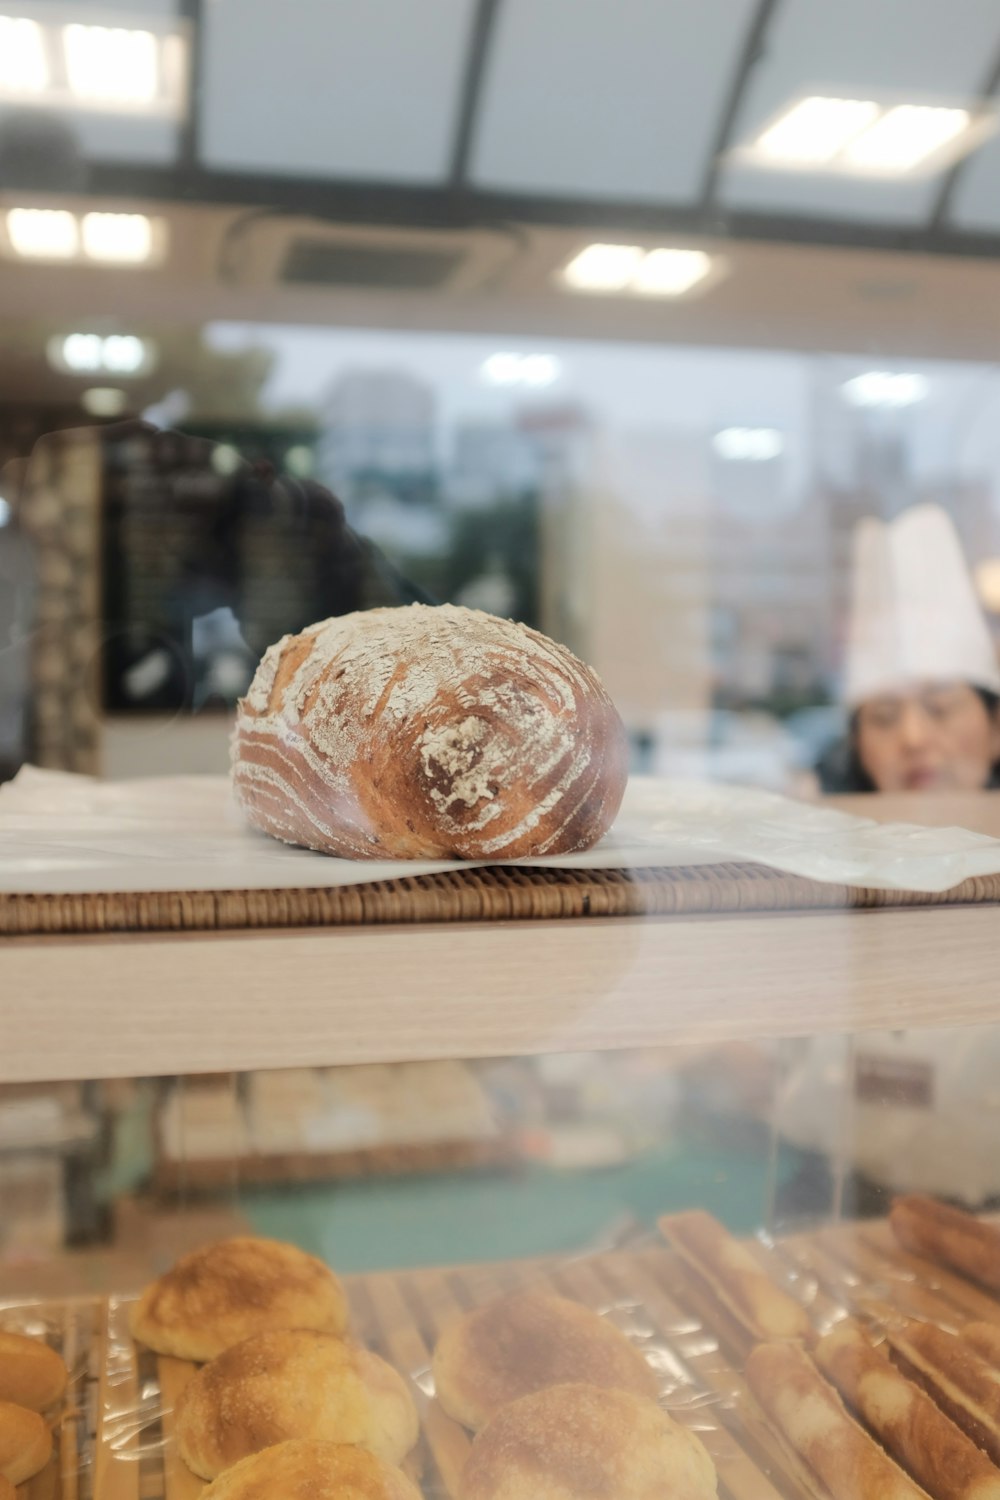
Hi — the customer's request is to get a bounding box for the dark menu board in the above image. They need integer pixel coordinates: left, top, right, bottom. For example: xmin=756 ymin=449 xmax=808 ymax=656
xmin=100 ymin=425 xmax=419 ymax=714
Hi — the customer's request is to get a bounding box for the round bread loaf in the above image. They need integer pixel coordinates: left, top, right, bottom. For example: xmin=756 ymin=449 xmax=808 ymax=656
xmin=175 ymin=1329 xmax=419 ymax=1480
xmin=433 ymin=1289 xmax=659 ymax=1431
xmin=231 ymin=604 xmax=628 ymax=860
xmin=0 ymin=1332 xmax=68 ymax=1411
xmin=200 ymin=1440 xmax=423 ymax=1499
xmin=461 ymin=1383 xmax=717 ymax=1500
xmin=129 ymin=1237 xmax=348 ymax=1362
xmin=0 ymin=1399 xmax=51 ymax=1486
xmin=0 ymin=1474 xmax=14 ymax=1500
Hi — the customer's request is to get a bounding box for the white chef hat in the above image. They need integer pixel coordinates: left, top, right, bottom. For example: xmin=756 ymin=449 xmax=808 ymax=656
xmin=844 ymin=502 xmax=1000 ymax=708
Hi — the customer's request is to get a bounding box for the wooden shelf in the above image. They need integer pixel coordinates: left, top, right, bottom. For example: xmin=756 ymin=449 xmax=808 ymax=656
xmin=4 ymin=903 xmax=1000 ymax=1083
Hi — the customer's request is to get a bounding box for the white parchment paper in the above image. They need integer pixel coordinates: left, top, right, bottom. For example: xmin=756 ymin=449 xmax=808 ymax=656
xmin=2 ymin=766 xmax=1000 ymax=895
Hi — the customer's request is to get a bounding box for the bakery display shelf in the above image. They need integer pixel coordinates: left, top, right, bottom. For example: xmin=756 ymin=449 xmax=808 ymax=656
xmin=149 ymin=1136 xmax=520 ymax=1198
xmin=8 ymin=1216 xmax=999 ymax=1500
xmin=5 ymin=862 xmax=1000 ymax=938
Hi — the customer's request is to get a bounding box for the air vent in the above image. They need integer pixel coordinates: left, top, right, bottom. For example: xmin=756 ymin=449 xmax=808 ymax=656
xmin=281 ymin=239 xmax=464 ymax=289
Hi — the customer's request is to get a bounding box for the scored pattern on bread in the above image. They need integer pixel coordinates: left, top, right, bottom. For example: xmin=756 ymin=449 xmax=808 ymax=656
xmin=745 ymin=1342 xmax=930 ymax=1500
xmin=887 ymin=1321 xmax=1000 ymax=1469
xmin=660 ymin=1209 xmax=813 ymax=1342
xmin=890 ymin=1197 xmax=1000 ymax=1295
xmin=231 ymin=604 xmax=628 ymax=860
xmin=815 ymin=1318 xmax=1000 ymax=1500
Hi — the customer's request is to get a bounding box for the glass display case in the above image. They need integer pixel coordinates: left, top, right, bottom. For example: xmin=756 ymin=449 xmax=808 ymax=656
xmin=5 ymin=2 xmax=1000 ymax=1499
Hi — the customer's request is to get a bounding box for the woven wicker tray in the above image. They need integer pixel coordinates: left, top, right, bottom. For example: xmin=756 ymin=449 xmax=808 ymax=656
xmin=5 ymin=861 xmax=1000 ymax=937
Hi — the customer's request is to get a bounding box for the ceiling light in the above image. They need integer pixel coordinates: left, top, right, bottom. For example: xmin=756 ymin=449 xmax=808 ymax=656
xmin=211 ymin=444 xmax=242 ymax=476
xmin=80 ymin=212 xmax=155 ymax=264
xmin=755 ymin=96 xmax=879 ymax=165
xmin=842 ymin=104 xmax=969 ymax=172
xmin=63 ymin=23 xmax=158 ymax=104
xmin=713 ymin=428 xmax=784 ymax=462
xmin=0 ymin=16 xmax=48 ymax=93
xmin=50 ymin=332 xmax=153 ymax=376
xmin=562 ymin=243 xmax=644 ymax=292
xmin=5 ymin=207 xmax=78 ymax=259
xmin=632 ymin=248 xmax=712 ymax=297
xmin=842 ymin=371 xmax=928 ymax=408
xmin=81 ymin=386 xmax=127 ymax=417
xmin=481 ymin=352 xmax=560 ymax=387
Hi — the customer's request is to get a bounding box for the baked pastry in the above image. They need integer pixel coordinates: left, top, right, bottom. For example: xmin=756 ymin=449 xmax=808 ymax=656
xmin=0 ymin=1331 xmax=68 ymax=1410
xmin=460 ymin=1382 xmax=716 ymax=1500
xmin=887 ymin=1321 xmax=1000 ymax=1466
xmin=0 ymin=1399 xmax=51 ymax=1486
xmin=815 ymin=1318 xmax=1000 ymax=1500
xmin=745 ymin=1342 xmax=926 ymax=1500
xmin=660 ymin=1210 xmax=811 ymax=1342
xmin=199 ymin=1440 xmax=423 ymax=1499
xmin=890 ymin=1196 xmax=1000 ymax=1292
xmin=231 ymin=604 xmax=628 ymax=860
xmin=0 ymin=1475 xmax=14 ymax=1500
xmin=962 ymin=1322 xmax=1000 ymax=1367
xmin=433 ymin=1288 xmax=658 ymax=1431
xmin=130 ymin=1236 xmax=348 ymax=1361
xmin=175 ymin=1329 xmax=418 ymax=1480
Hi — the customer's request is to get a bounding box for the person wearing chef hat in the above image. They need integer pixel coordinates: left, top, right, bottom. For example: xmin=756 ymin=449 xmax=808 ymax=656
xmin=817 ymin=503 xmax=1000 ymax=793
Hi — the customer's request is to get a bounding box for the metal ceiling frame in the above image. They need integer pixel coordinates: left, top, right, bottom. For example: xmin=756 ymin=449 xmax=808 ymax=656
xmin=13 ymin=0 xmax=1000 ymax=266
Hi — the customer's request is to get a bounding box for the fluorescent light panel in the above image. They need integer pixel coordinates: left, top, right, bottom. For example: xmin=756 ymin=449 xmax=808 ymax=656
xmin=562 ymin=244 xmax=715 ymax=297
xmin=63 ymin=23 xmax=158 ymax=105
xmin=0 ymin=12 xmax=184 ymax=116
xmin=51 ymin=332 xmax=153 ymax=376
xmin=6 ymin=207 xmax=77 ymax=259
xmin=755 ymin=96 xmax=879 ymax=165
xmin=743 ymin=94 xmax=993 ymax=176
xmin=842 ymin=371 xmax=928 ymax=408
xmin=713 ymin=428 xmax=784 ymax=462
xmin=4 ymin=208 xmax=162 ymax=265
xmin=0 ymin=15 xmax=48 ymax=92
xmin=481 ymin=353 xmax=560 ymax=387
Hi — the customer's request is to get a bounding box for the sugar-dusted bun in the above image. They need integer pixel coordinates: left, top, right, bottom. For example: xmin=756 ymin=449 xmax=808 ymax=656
xmin=0 ymin=1332 xmax=68 ymax=1411
xmin=433 ymin=1289 xmax=659 ymax=1431
xmin=232 ymin=604 xmax=628 ymax=860
xmin=0 ymin=1400 xmax=51 ymax=1486
xmin=175 ymin=1329 xmax=419 ymax=1480
xmin=461 ymin=1382 xmax=717 ymax=1500
xmin=200 ymin=1440 xmax=423 ymax=1499
xmin=129 ymin=1237 xmax=348 ymax=1362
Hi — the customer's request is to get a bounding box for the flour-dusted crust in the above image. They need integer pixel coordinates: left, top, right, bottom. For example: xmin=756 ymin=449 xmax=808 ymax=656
xmin=231 ymin=604 xmax=628 ymax=860
xmin=200 ymin=1440 xmax=423 ymax=1499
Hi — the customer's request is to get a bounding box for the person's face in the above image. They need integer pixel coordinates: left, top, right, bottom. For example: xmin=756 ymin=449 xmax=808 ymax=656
xmin=855 ymin=682 xmax=1000 ymax=792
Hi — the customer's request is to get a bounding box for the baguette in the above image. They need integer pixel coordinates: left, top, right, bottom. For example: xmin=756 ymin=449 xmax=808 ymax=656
xmin=0 ymin=1399 xmax=51 ymax=1486
xmin=0 ymin=1331 xmax=68 ymax=1411
xmin=746 ymin=1342 xmax=929 ymax=1500
xmin=891 ymin=1197 xmax=1000 ymax=1293
xmin=661 ymin=1210 xmax=812 ymax=1341
xmin=964 ymin=1325 xmax=1000 ymax=1370
xmin=815 ymin=1319 xmax=1000 ymax=1500
xmin=888 ymin=1321 xmax=1000 ymax=1468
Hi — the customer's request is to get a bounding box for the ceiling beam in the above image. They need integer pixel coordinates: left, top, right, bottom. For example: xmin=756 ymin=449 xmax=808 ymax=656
xmin=700 ymin=0 xmax=785 ymax=207
xmin=449 ymin=0 xmax=504 ymax=186
xmin=73 ymin=160 xmax=1000 ymax=262
xmin=930 ymin=35 xmax=1000 ymax=231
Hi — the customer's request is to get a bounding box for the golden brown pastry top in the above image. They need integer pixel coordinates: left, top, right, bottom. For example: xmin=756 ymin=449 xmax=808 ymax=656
xmin=0 ymin=1474 xmax=14 ymax=1500
xmin=461 ymin=1382 xmax=716 ymax=1500
xmin=175 ymin=1328 xmax=419 ymax=1481
xmin=200 ymin=1440 xmax=423 ymax=1499
xmin=890 ymin=1196 xmax=1000 ymax=1292
xmin=0 ymin=1398 xmax=53 ymax=1487
xmin=432 ymin=1288 xmax=658 ymax=1432
xmin=129 ymin=1236 xmax=348 ymax=1361
xmin=0 ymin=1331 xmax=68 ymax=1411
